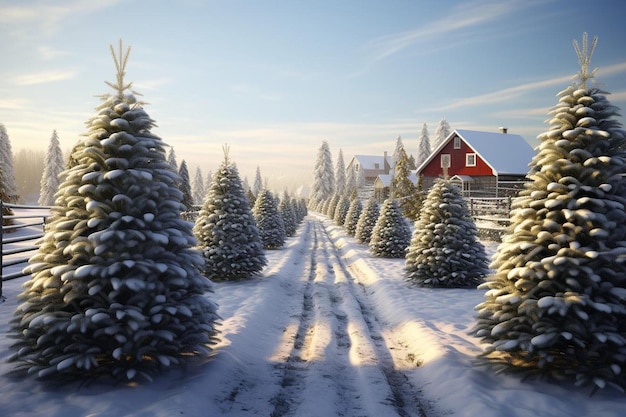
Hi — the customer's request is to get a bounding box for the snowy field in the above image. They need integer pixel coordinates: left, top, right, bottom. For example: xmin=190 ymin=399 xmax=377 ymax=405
xmin=0 ymin=213 xmax=625 ymax=416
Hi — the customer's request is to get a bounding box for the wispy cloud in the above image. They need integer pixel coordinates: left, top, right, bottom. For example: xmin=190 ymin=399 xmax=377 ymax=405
xmin=38 ymin=45 xmax=71 ymax=60
xmin=365 ymin=0 xmax=534 ymax=61
xmin=434 ymin=60 xmax=626 ymax=111
xmin=14 ymin=69 xmax=79 ymax=85
xmin=0 ymin=0 xmax=124 ymax=37
xmin=433 ymin=74 xmax=573 ymax=111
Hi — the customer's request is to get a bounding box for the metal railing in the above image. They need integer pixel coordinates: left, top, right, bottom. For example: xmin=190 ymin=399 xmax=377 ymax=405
xmin=1 ymin=202 xmax=50 ymax=297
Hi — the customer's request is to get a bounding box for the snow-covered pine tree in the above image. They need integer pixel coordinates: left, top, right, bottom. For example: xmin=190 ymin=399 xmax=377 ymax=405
xmin=472 ymin=34 xmax=626 ymax=393
xmin=178 ymin=160 xmax=194 ymax=212
xmin=405 ymin=178 xmax=488 ymax=287
xmin=344 ymin=198 xmax=363 ymax=236
xmin=0 ymin=123 xmax=18 ymax=202
xmin=8 ymin=41 xmax=219 ymax=382
xmin=369 ymin=198 xmax=411 ymax=258
xmin=417 ymin=122 xmax=431 ymax=167
xmin=434 ymin=117 xmax=451 ymax=149
xmin=345 ymin=164 xmax=357 ymax=199
xmin=355 ymin=198 xmax=380 ymax=244
xmin=193 ymin=145 xmax=266 ymax=281
xmin=252 ymin=166 xmax=263 ymax=198
xmin=38 ymin=130 xmax=65 ymax=206
xmin=166 ymin=146 xmax=178 ymax=171
xmin=326 ymin=193 xmax=340 ymax=218
xmin=333 ymin=194 xmax=350 ymax=226
xmin=192 ymin=166 xmax=205 ymax=205
xmin=279 ymin=191 xmax=297 ymax=237
xmin=392 ymin=144 xmax=421 ymax=220
xmin=253 ymin=189 xmax=286 ymax=249
xmin=390 ymin=135 xmax=404 ymax=180
xmin=309 ymin=141 xmax=335 ymax=209
xmin=335 ymin=149 xmax=346 ymax=197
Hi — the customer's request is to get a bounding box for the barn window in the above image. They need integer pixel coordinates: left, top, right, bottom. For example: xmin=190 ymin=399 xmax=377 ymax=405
xmin=441 ymin=154 xmax=451 ymax=169
xmin=453 ymin=136 xmax=461 ymax=149
xmin=466 ymin=153 xmax=476 ymax=167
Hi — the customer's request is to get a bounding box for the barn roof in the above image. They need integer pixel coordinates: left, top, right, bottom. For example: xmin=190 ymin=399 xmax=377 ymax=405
xmin=417 ymin=129 xmax=535 ymax=175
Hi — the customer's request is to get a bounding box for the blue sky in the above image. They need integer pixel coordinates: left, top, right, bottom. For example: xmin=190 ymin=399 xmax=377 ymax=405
xmin=1 ymin=0 xmax=625 ymax=191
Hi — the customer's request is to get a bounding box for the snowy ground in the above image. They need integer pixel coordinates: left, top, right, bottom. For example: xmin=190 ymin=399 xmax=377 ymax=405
xmin=0 ymin=213 xmax=625 ymax=416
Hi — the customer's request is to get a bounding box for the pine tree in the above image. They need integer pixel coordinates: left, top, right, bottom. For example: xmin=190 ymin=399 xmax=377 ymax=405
xmin=417 ymin=122 xmax=431 ymax=167
xmin=192 ymin=166 xmax=205 ymax=205
xmin=254 ymin=189 xmax=285 ymax=249
xmin=194 ymin=145 xmax=266 ymax=281
xmin=434 ymin=118 xmax=451 ymax=149
xmin=344 ymin=198 xmax=363 ymax=236
xmin=369 ymin=198 xmax=411 ymax=258
xmin=279 ymin=191 xmax=297 ymax=237
xmin=333 ymin=194 xmax=350 ymax=226
xmin=405 ymin=178 xmax=488 ymax=287
xmin=390 ymin=136 xmax=404 ymax=179
xmin=178 ymin=160 xmax=194 ymax=212
xmin=309 ymin=141 xmax=335 ymax=209
xmin=392 ymin=145 xmax=420 ymax=219
xmin=345 ymin=164 xmax=357 ymax=199
xmin=38 ymin=130 xmax=65 ymax=206
xmin=8 ymin=41 xmax=219 ymax=382
xmin=0 ymin=123 xmax=18 ymax=202
xmin=335 ymin=149 xmax=346 ymax=197
xmin=355 ymin=198 xmax=380 ymax=244
xmin=252 ymin=166 xmax=263 ymax=198
xmin=167 ymin=147 xmax=178 ymax=171
xmin=472 ymin=34 xmax=626 ymax=392
xmin=326 ymin=193 xmax=340 ymax=218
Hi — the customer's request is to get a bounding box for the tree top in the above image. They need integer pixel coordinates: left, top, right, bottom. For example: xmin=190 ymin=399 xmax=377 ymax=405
xmin=105 ymin=39 xmax=142 ymax=99
xmin=573 ymin=32 xmax=598 ymax=89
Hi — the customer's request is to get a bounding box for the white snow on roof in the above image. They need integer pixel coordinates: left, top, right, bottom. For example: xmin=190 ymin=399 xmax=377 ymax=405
xmin=375 ymin=174 xmax=392 ymax=187
xmin=456 ymin=129 xmax=535 ymax=175
xmin=352 ymin=155 xmax=392 ymax=170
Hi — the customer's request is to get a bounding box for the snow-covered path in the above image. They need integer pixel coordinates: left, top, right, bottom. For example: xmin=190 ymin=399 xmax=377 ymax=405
xmin=206 ymin=216 xmax=428 ymax=417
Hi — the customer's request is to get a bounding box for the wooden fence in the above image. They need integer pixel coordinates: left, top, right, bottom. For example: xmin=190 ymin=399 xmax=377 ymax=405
xmin=1 ymin=202 xmax=50 ymax=298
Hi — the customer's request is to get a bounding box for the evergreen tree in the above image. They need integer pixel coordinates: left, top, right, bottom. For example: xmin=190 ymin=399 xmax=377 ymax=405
xmin=253 ymin=189 xmax=285 ymax=249
xmin=355 ymin=198 xmax=380 ymax=244
xmin=390 ymin=135 xmax=404 ymax=179
xmin=405 ymin=178 xmax=488 ymax=287
xmin=326 ymin=193 xmax=340 ymax=218
xmin=473 ymin=34 xmax=626 ymax=392
xmin=417 ymin=122 xmax=431 ymax=167
xmin=206 ymin=170 xmax=213 ymax=191
xmin=309 ymin=141 xmax=335 ymax=209
xmin=178 ymin=160 xmax=194 ymax=211
xmin=392 ymin=145 xmax=420 ymax=219
xmin=407 ymin=154 xmax=417 ymax=170
xmin=335 ymin=149 xmax=346 ymax=196
xmin=167 ymin=147 xmax=178 ymax=171
xmin=38 ymin=130 xmax=65 ymax=206
xmin=434 ymin=117 xmax=451 ymax=148
xmin=252 ymin=166 xmax=263 ymax=198
xmin=344 ymin=198 xmax=363 ymax=236
xmin=279 ymin=191 xmax=297 ymax=237
xmin=333 ymin=194 xmax=350 ymax=226
xmin=8 ymin=41 xmax=219 ymax=382
xmin=345 ymin=164 xmax=357 ymax=199
xmin=0 ymin=123 xmax=18 ymax=202
xmin=369 ymin=198 xmax=411 ymax=258
xmin=192 ymin=166 xmax=205 ymax=205
xmin=193 ymin=146 xmax=266 ymax=281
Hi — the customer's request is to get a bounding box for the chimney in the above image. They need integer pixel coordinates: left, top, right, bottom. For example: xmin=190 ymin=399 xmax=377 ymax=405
xmin=499 ymin=127 xmax=508 ymax=134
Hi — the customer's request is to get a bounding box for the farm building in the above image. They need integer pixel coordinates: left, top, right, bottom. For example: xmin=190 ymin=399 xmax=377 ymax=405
xmin=346 ymin=153 xmax=393 ymax=199
xmin=415 ymin=128 xmax=535 ymax=197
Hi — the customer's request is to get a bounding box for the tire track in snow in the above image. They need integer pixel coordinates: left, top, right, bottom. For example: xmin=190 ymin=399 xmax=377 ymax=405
xmin=270 ymin=218 xmax=428 ymax=417
xmin=317 ymin=219 xmax=429 ymax=417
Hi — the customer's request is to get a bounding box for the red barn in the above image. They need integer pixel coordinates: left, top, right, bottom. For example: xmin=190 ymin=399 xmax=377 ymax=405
xmin=416 ymin=129 xmax=535 ymax=197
